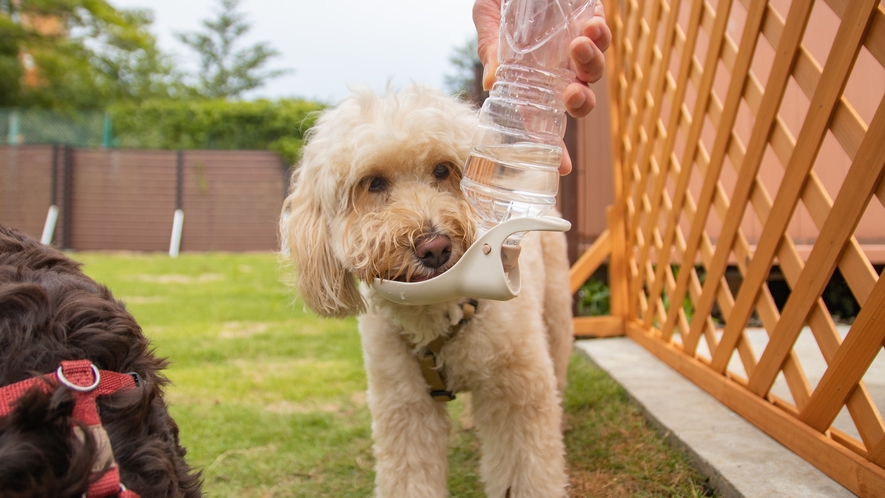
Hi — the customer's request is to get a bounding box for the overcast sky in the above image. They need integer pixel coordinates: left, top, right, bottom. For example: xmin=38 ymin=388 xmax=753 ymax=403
xmin=109 ymin=0 xmax=478 ymax=103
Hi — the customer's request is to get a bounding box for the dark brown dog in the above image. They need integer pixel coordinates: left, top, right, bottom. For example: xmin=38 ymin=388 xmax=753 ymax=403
xmin=0 ymin=226 xmax=202 ymax=498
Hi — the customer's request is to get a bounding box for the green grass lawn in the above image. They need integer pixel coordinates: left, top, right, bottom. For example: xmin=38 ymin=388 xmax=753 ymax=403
xmin=75 ymin=251 xmax=714 ymax=497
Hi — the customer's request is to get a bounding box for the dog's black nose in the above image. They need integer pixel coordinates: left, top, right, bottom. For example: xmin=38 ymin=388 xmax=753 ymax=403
xmin=415 ymin=235 xmax=452 ymax=269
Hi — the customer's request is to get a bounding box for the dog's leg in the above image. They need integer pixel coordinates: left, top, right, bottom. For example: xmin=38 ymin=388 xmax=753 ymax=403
xmin=471 ymin=343 xmax=567 ymax=498
xmin=359 ymin=315 xmax=450 ymax=498
xmin=539 ymin=229 xmax=574 ymax=395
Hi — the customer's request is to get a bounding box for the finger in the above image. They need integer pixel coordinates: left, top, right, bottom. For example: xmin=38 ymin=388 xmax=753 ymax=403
xmin=569 ymin=36 xmax=605 ymax=84
xmin=482 ymin=43 xmax=499 ymax=91
xmin=583 ymin=16 xmax=612 ymax=54
xmin=559 ymin=143 xmax=573 ymax=175
xmin=591 ymin=0 xmax=607 ymax=24
xmin=474 ymin=0 xmax=502 ymax=90
xmin=564 ymin=84 xmax=597 ymax=118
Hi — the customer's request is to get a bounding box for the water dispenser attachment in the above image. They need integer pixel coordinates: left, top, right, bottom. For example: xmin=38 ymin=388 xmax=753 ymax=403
xmin=371 ymin=216 xmax=570 ymax=305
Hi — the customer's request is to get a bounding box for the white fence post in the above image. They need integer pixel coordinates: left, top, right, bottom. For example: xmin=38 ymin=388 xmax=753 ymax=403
xmin=41 ymin=205 xmax=59 ymax=245
xmin=169 ymin=209 xmax=184 ymax=257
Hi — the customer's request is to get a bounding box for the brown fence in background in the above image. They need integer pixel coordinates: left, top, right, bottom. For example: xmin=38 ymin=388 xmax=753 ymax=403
xmin=0 ymin=145 xmax=287 ymax=251
xmin=568 ymin=0 xmax=885 ymax=495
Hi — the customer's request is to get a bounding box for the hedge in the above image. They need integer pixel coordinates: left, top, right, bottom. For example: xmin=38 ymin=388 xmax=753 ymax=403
xmin=109 ymin=98 xmax=325 ymax=164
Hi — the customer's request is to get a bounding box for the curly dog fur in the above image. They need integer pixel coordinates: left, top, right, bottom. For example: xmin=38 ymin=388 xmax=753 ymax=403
xmin=281 ymin=85 xmax=574 ymax=498
xmin=0 ymin=226 xmax=202 ymax=498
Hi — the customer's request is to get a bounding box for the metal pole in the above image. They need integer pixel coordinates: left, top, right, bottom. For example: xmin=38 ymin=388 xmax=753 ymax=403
xmin=50 ymin=143 xmax=58 ymax=206
xmin=7 ymin=110 xmax=20 ymax=145
xmin=61 ymin=146 xmax=74 ymax=250
xmin=176 ymin=150 xmax=184 ymax=211
xmin=41 ymin=144 xmax=61 ymax=245
xmin=169 ymin=150 xmax=184 ymax=257
xmin=102 ymin=112 xmax=112 ymax=148
xmin=41 ymin=206 xmax=59 ymax=245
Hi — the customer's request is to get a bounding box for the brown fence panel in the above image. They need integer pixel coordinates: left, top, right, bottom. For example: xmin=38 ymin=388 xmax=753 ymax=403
xmin=0 ymin=146 xmax=286 ymax=251
xmin=181 ymin=150 xmax=285 ymax=251
xmin=0 ymin=145 xmax=56 ymax=240
xmin=70 ymin=149 xmax=176 ymax=251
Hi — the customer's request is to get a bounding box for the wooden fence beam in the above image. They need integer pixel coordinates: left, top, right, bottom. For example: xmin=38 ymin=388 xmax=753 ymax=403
xmin=799 ymin=270 xmax=885 ymax=434
xmin=607 ymin=206 xmax=630 ymax=318
xmin=574 ymin=315 xmax=624 ymax=338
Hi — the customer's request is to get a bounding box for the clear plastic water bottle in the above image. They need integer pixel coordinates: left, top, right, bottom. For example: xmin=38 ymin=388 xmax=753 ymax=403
xmin=461 ymin=0 xmax=596 ymax=246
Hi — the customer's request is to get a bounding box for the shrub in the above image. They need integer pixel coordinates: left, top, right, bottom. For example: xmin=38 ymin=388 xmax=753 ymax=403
xmin=109 ymin=98 xmax=325 ymax=164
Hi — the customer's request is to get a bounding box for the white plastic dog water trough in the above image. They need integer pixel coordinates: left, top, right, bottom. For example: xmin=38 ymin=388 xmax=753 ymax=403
xmin=372 ymin=216 xmax=570 ymax=305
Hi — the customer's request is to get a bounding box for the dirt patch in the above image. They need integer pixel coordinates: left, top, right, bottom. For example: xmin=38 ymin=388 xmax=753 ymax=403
xmin=349 ymin=391 xmax=367 ymax=407
xmin=207 ymin=444 xmax=277 ymax=473
xmin=231 ymin=358 xmax=343 ymax=384
xmin=569 ymin=469 xmax=638 ymax=498
xmin=291 ymin=323 xmax=325 ymax=336
xmin=133 ymin=273 xmax=224 ymax=284
xmin=265 ymin=400 xmax=340 ymax=415
xmin=219 ymin=321 xmax=271 ymax=339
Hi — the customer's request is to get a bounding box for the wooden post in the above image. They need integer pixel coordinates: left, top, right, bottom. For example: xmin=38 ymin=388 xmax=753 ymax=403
xmin=607 ymin=205 xmax=629 ymax=318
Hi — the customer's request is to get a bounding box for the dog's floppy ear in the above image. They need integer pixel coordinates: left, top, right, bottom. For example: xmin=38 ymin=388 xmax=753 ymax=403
xmin=281 ymin=179 xmax=365 ymax=318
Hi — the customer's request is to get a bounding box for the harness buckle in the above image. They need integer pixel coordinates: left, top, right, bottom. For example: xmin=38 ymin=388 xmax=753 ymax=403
xmin=57 ymin=363 xmax=101 ymax=392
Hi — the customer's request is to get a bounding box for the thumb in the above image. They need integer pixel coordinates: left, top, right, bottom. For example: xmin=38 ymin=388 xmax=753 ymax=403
xmin=474 ymin=0 xmax=502 ymax=91
xmin=482 ymin=43 xmax=499 ymax=91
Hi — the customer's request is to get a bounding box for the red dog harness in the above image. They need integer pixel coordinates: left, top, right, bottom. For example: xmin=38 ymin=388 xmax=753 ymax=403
xmin=0 ymin=360 xmax=140 ymax=498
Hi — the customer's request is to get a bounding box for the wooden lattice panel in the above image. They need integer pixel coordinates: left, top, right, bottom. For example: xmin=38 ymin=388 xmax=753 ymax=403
xmin=592 ymin=0 xmax=885 ymax=494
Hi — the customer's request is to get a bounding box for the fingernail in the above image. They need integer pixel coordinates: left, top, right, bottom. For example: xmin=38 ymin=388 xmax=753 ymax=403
xmin=483 ymin=66 xmax=494 ymax=91
xmin=574 ymin=42 xmax=594 ymax=64
xmin=566 ymin=90 xmax=586 ymax=110
xmin=585 ymin=22 xmax=601 ymax=41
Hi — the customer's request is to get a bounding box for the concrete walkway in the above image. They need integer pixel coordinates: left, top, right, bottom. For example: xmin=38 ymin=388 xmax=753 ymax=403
xmin=574 ymin=335 xmax=868 ymax=498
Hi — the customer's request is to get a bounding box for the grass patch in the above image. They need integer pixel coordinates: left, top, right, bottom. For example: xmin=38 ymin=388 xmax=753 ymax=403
xmin=75 ymin=252 xmax=714 ymax=497
xmin=564 ymin=355 xmax=714 ymax=497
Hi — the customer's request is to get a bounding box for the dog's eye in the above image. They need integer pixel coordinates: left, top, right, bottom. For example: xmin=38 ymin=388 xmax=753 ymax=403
xmin=367 ymin=176 xmax=387 ymax=192
xmin=433 ymin=163 xmax=450 ymax=180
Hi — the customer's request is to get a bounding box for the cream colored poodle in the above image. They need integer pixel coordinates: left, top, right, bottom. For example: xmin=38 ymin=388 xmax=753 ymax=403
xmin=281 ymin=85 xmax=574 ymax=498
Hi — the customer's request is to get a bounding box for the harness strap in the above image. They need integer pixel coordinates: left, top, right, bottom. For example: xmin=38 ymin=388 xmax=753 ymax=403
xmin=411 ymin=300 xmax=477 ymax=403
xmin=0 ymin=360 xmax=140 ymax=498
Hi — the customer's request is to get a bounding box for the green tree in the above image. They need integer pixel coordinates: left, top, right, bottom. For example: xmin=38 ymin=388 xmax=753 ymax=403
xmin=444 ymin=37 xmax=481 ymax=98
xmin=0 ymin=8 xmax=25 ymax=107
xmin=0 ymin=0 xmax=183 ymax=109
xmin=176 ymin=0 xmax=289 ymax=99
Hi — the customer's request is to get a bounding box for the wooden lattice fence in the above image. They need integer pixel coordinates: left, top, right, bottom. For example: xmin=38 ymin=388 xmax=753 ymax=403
xmin=569 ymin=0 xmax=885 ymax=495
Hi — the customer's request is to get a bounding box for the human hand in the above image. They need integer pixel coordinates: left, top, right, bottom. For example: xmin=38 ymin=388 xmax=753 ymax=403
xmin=473 ymin=0 xmax=612 ymax=174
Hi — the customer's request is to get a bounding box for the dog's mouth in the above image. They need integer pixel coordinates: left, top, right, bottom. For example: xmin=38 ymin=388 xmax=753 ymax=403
xmin=398 ymin=265 xmax=454 ymax=283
